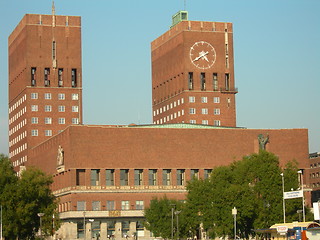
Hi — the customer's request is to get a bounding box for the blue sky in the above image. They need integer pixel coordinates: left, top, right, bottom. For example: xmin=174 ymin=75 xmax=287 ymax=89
xmin=0 ymin=0 xmax=319 ymax=154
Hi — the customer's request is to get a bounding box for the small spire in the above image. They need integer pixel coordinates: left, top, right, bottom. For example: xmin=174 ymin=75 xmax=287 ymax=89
xmin=52 ymin=1 xmax=55 ymax=16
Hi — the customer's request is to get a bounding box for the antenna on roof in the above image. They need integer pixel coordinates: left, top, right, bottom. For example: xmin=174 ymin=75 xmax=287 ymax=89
xmin=184 ymin=0 xmax=187 ymax=10
xmin=52 ymin=1 xmax=56 ymax=16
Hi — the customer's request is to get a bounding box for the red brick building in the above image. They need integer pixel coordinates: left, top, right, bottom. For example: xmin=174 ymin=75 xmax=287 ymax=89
xmin=7 ymin=9 xmax=313 ymax=240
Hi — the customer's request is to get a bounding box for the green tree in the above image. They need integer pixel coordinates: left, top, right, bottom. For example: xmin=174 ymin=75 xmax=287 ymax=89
xmin=0 ymin=154 xmax=60 ymax=240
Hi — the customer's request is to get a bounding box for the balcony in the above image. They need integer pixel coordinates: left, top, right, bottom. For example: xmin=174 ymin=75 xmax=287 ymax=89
xmin=220 ymin=87 xmax=238 ymax=93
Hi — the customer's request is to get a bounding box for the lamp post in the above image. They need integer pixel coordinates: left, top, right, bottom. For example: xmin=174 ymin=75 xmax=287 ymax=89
xmin=280 ymin=173 xmax=286 ymax=223
xmin=170 ymin=204 xmax=175 ymax=239
xmin=37 ymin=213 xmax=45 ymax=238
xmin=89 ymin=219 xmax=94 ymax=239
xmin=232 ymin=207 xmax=237 ymax=240
xmin=298 ymin=170 xmax=306 ymax=222
xmin=175 ymin=210 xmax=181 ymax=240
xmin=83 ymin=211 xmax=86 ymax=240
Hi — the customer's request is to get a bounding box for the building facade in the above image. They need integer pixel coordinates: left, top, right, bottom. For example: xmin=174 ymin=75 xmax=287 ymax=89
xmin=152 ymin=11 xmax=237 ymax=127
xmin=8 ymin=12 xmax=82 ymax=172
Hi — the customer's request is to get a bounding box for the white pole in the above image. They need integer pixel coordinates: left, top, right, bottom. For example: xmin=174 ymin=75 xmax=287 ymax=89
xmin=280 ymin=173 xmax=286 ymax=223
xmin=232 ymin=207 xmax=237 ymax=240
xmin=298 ymin=170 xmax=306 ymax=222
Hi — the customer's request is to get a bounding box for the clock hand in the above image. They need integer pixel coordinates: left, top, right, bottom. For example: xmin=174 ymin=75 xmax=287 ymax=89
xmin=193 ymin=51 xmax=209 ymax=62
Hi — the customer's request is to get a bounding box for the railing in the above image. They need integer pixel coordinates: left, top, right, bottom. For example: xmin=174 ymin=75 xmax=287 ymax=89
xmin=220 ymin=87 xmax=238 ymax=93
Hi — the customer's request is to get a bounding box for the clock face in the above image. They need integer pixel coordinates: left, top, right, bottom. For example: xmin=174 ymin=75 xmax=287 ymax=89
xmin=189 ymin=41 xmax=216 ymax=69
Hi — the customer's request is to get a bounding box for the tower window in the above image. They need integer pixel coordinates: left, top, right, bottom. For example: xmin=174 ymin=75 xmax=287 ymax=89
xmin=58 ymin=68 xmax=63 ymax=87
xmin=201 ymin=72 xmax=206 ymax=91
xmin=120 ymin=169 xmax=129 ymax=186
xmin=213 ymin=73 xmax=218 ymax=91
xmin=106 ymin=169 xmax=114 ymax=186
xmin=177 ymin=169 xmax=185 ymax=186
xmin=134 ymin=169 xmax=143 ymax=186
xmin=225 ymin=73 xmax=230 ymax=91
xmin=31 ymin=67 xmax=36 ymax=86
xmin=44 ymin=68 xmax=50 ymax=87
xmin=162 ymin=169 xmax=171 ymax=186
xmin=71 ymin=69 xmax=77 ymax=87
xmin=188 ymin=72 xmax=193 ymax=90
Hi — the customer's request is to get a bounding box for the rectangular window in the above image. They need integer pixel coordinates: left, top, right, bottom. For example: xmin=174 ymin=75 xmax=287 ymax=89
xmin=106 ymin=169 xmax=114 ymax=186
xmin=91 ymin=221 xmax=101 ymax=239
xmin=121 ymin=221 xmax=130 ymax=237
xmin=201 ymin=97 xmax=207 ymax=103
xmin=58 ymin=68 xmax=63 ymax=87
xmin=58 ymin=93 xmax=65 ymax=100
xmin=120 ymin=169 xmax=129 ymax=186
xmin=52 ymin=41 xmax=56 ymax=60
xmin=213 ymin=73 xmax=218 ymax=91
xmin=44 ymin=105 xmax=52 ymax=112
xmin=189 ymin=108 xmax=196 ymax=114
xmin=77 ymin=201 xmax=86 ymax=211
xmin=191 ymin=169 xmax=199 ymax=180
xmin=90 ymin=169 xmax=100 ymax=186
xmin=202 ymin=120 xmax=208 ymax=125
xmin=177 ymin=169 xmax=185 ymax=186
xmin=58 ymin=105 xmax=65 ymax=112
xmin=121 ymin=201 xmax=130 ymax=210
xmin=190 ymin=120 xmax=196 ymax=124
xmin=44 ymin=117 xmax=52 ymax=124
xmin=148 ymin=169 xmax=157 ymax=186
xmin=134 ymin=169 xmax=143 ymax=186
xmin=72 ymin=106 xmax=79 ymax=112
xmin=31 ymin=105 xmax=38 ymax=112
xmin=188 ymin=72 xmax=193 ymax=90
xmin=225 ymin=73 xmax=230 ymax=91
xmin=214 ymin=120 xmax=221 ymax=126
xmin=31 ymin=129 xmax=38 ymax=136
xmin=72 ymin=118 xmax=79 ymax=124
xmin=44 ymin=68 xmax=50 ymax=87
xmin=214 ymin=108 xmax=220 ymax=115
xmin=31 ymin=67 xmax=36 ymax=86
xmin=71 ymin=69 xmax=77 ymax=87
xmin=44 ymin=93 xmax=51 ymax=100
xmin=72 ymin=93 xmax=79 ymax=100
xmin=31 ymin=117 xmax=38 ymax=124
xmin=77 ymin=222 xmax=85 ymax=239
xmin=162 ymin=169 xmax=171 ymax=185
xmin=202 ymin=108 xmax=208 ymax=114
xmin=135 ymin=200 xmax=144 ymax=210
xmin=44 ymin=130 xmax=52 ymax=136
xmin=76 ymin=169 xmax=85 ymax=186
xmin=201 ymin=72 xmax=206 ymax=90
xmin=204 ymin=169 xmax=212 ymax=179
xmin=92 ymin=201 xmax=101 ymax=211
xmin=107 ymin=200 xmax=115 ymax=210
xmin=189 ymin=96 xmax=195 ymax=103
xmin=213 ymin=97 xmax=220 ymax=103
xmin=107 ymin=221 xmax=116 ymax=237
xmin=58 ymin=118 xmax=65 ymax=124
xmin=31 ymin=93 xmax=38 ymax=99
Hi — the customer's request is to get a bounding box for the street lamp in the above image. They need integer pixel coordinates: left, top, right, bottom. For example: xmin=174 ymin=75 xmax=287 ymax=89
xmin=83 ymin=211 xmax=86 ymax=240
xmin=280 ymin=173 xmax=286 ymax=223
xmin=170 ymin=204 xmax=175 ymax=240
xmin=232 ymin=207 xmax=237 ymax=240
xmin=37 ymin=213 xmax=45 ymax=238
xmin=298 ymin=170 xmax=306 ymax=222
xmin=175 ymin=210 xmax=181 ymax=240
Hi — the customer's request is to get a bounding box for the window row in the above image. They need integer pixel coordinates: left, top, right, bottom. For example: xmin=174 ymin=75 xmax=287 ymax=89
xmin=31 ymin=127 xmax=78 ymax=137
xmin=9 ymin=143 xmax=27 ymax=158
xmin=31 ymin=67 xmax=78 ymax=87
xmin=77 ymin=169 xmax=212 ymax=187
xmin=9 ymin=106 xmax=26 ymax=125
xmin=9 ymin=94 xmax=26 ymax=114
xmin=189 ymin=96 xmax=220 ymax=103
xmin=153 ymin=97 xmax=184 ymax=116
xmin=154 ymin=110 xmax=185 ymax=124
xmin=310 ymin=172 xmax=320 ymax=179
xmin=30 ymin=92 xmax=79 ymax=100
xmin=188 ymin=72 xmax=230 ymax=91
xmin=310 ymin=163 xmax=320 ymax=169
xmin=31 ymin=117 xmax=79 ymax=125
xmin=189 ymin=108 xmax=220 ymax=115
xmin=12 ymin=155 xmax=27 ymax=168
xmin=9 ymin=119 xmax=27 ymax=136
xmin=189 ymin=119 xmax=221 ymax=126
xmin=9 ymin=131 xmax=27 ymax=147
xmin=76 ymin=200 xmax=144 ymax=211
xmin=31 ymin=105 xmax=79 ymax=112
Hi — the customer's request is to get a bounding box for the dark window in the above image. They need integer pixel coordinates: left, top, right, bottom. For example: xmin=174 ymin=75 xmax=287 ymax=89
xmin=91 ymin=221 xmax=101 ymax=239
xmin=76 ymin=169 xmax=85 ymax=186
xmin=225 ymin=73 xmax=230 ymax=91
xmin=107 ymin=221 xmax=116 ymax=237
xmin=213 ymin=73 xmax=218 ymax=91
xmin=162 ymin=169 xmax=171 ymax=185
xmin=191 ymin=169 xmax=199 ymax=180
xmin=148 ymin=169 xmax=157 ymax=186
xmin=201 ymin=72 xmax=206 ymax=91
xmin=188 ymin=72 xmax=193 ymax=90
xmin=77 ymin=222 xmax=84 ymax=238
xmin=106 ymin=200 xmax=115 ymax=210
xmin=204 ymin=169 xmax=212 ymax=179
xmin=58 ymin=68 xmax=63 ymax=87
xmin=121 ymin=221 xmax=130 ymax=237
xmin=120 ymin=169 xmax=129 ymax=186
xmin=177 ymin=169 xmax=185 ymax=185
xmin=52 ymin=41 xmax=56 ymax=60
xmin=106 ymin=169 xmax=114 ymax=186
xmin=72 ymin=68 xmax=77 ymax=87
xmin=90 ymin=169 xmax=100 ymax=186
xmin=31 ymin=67 xmax=36 ymax=86
xmin=134 ymin=169 xmax=143 ymax=186
xmin=44 ymin=68 xmax=50 ymax=87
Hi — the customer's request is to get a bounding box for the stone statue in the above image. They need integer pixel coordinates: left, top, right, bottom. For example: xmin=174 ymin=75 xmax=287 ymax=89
xmin=57 ymin=145 xmax=64 ymax=166
xmin=258 ymin=134 xmax=269 ymax=150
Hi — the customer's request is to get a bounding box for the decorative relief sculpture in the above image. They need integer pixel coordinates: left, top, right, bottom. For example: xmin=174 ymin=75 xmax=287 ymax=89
xmin=57 ymin=145 xmax=64 ymax=166
xmin=258 ymin=134 xmax=269 ymax=150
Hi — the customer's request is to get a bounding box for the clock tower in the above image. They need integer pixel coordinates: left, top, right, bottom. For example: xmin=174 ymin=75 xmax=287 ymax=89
xmin=151 ymin=11 xmax=237 ymax=127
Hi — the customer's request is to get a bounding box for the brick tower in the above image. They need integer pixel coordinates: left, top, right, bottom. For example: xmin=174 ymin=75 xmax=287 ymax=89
xmin=8 ymin=6 xmax=82 ymax=171
xmin=151 ymin=11 xmax=237 ymax=127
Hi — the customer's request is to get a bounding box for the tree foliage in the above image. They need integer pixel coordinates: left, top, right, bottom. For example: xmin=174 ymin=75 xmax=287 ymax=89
xmin=0 ymin=154 xmax=60 ymax=240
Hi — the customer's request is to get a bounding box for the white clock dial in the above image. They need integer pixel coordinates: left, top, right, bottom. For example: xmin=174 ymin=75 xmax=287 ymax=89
xmin=189 ymin=41 xmax=216 ymax=69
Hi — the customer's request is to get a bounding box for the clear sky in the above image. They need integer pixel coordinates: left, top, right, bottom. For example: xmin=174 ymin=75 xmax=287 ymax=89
xmin=0 ymin=0 xmax=319 ymax=155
